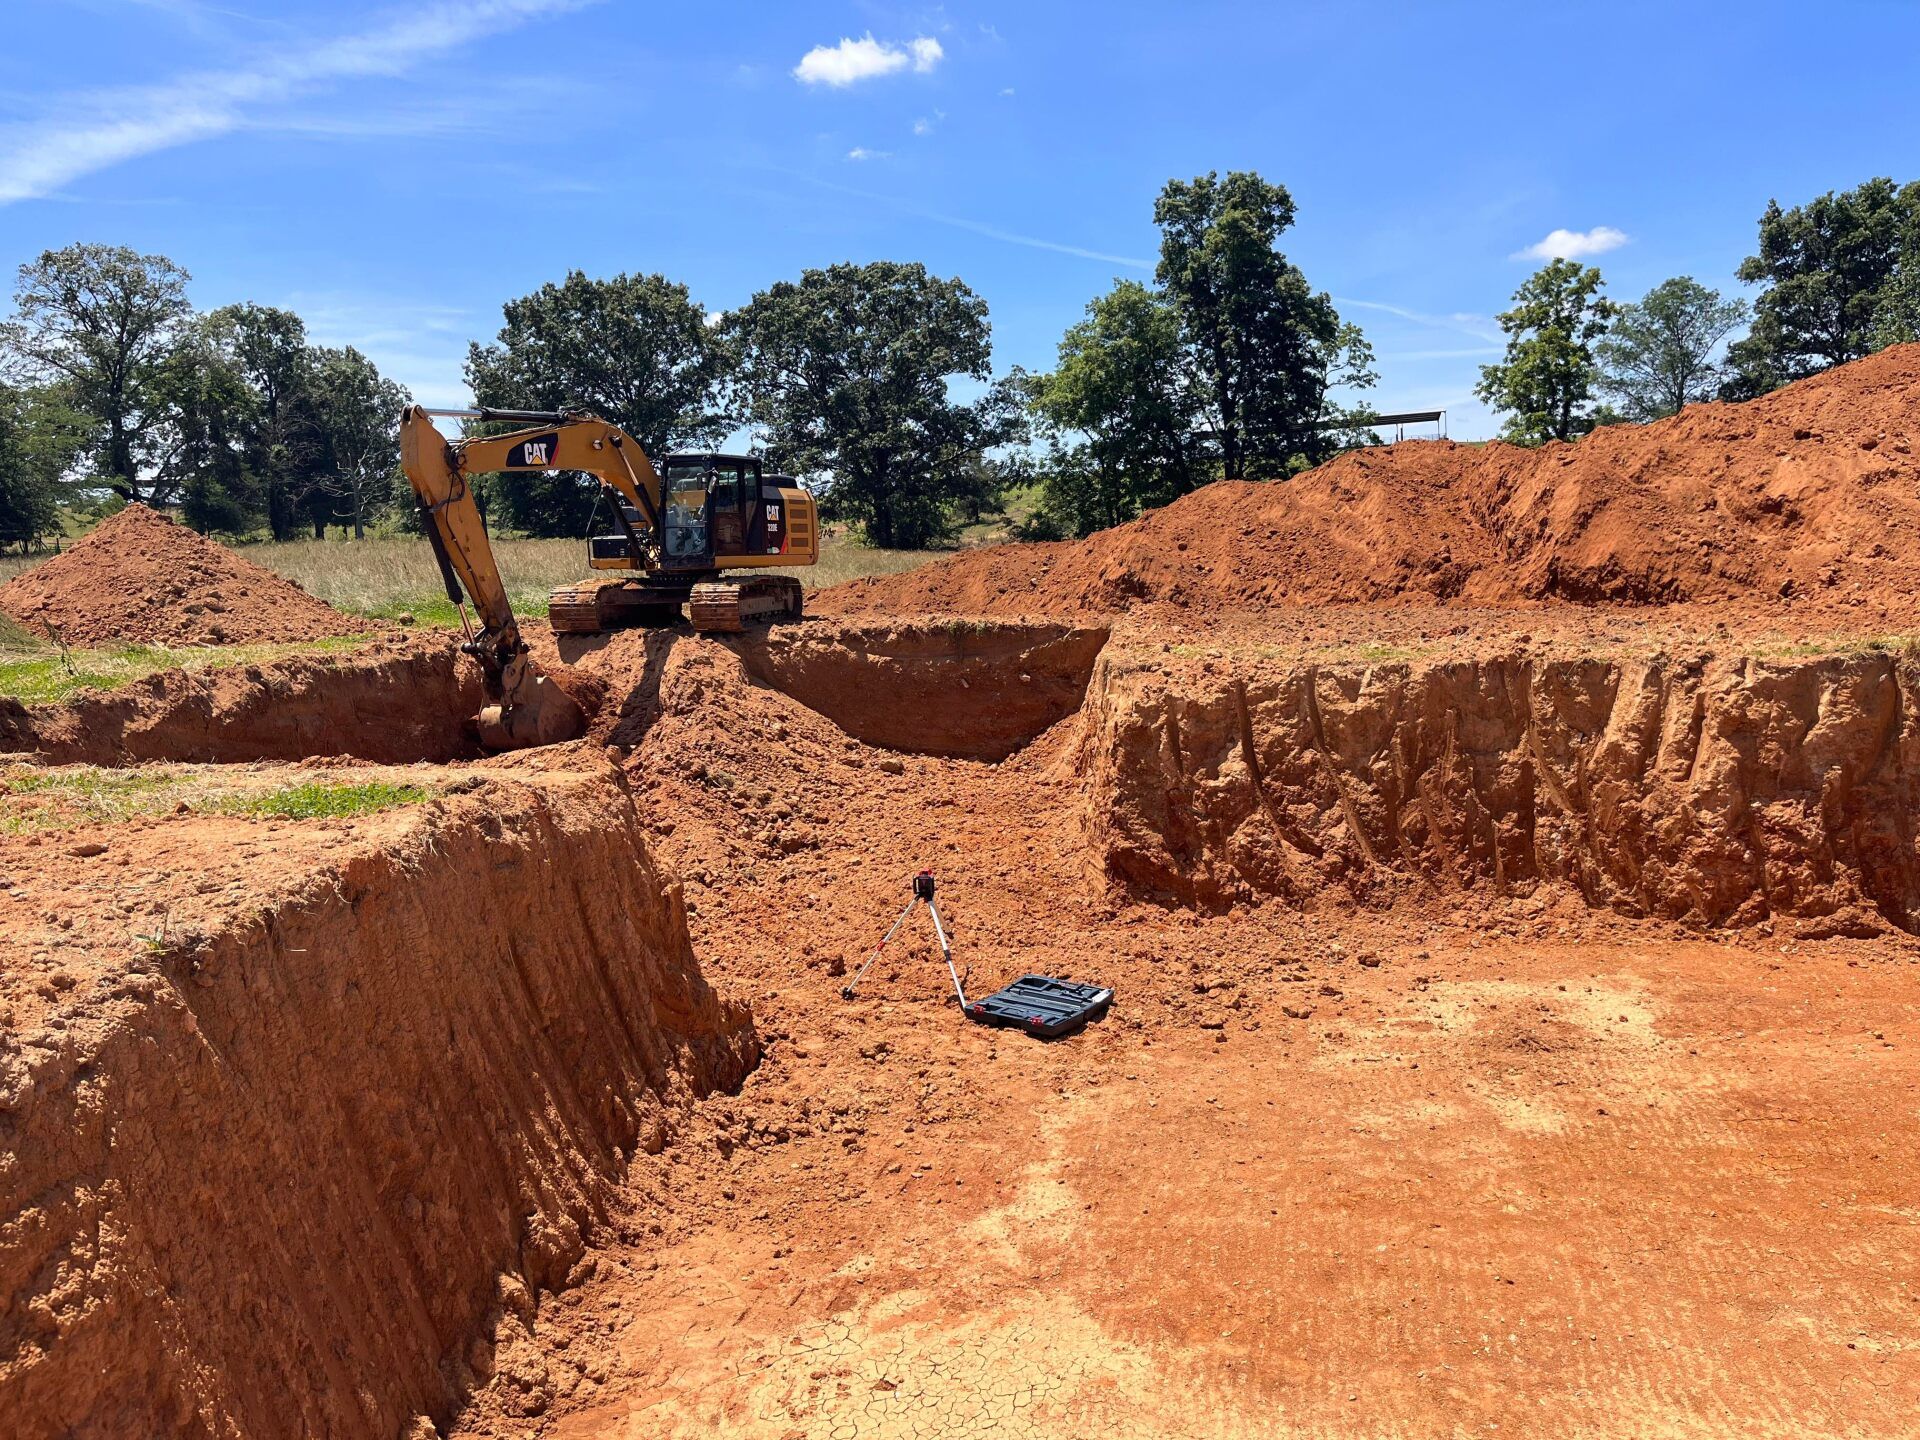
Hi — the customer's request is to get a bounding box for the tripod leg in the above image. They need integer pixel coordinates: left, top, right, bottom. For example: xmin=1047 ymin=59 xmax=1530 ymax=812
xmin=842 ymin=895 xmax=919 ymax=999
xmin=925 ymin=899 xmax=968 ymax=1008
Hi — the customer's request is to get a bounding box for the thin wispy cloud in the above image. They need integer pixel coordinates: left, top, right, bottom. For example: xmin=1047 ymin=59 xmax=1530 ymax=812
xmin=789 ymin=170 xmax=1150 ymax=268
xmin=1514 ymin=225 xmax=1629 ymax=262
xmin=1335 ymin=296 xmax=1501 ymax=343
xmin=846 ymin=147 xmax=890 ymax=162
xmin=0 ymin=0 xmax=591 ymax=204
xmin=292 ymin=291 xmax=474 ymax=409
xmin=793 ymin=34 xmax=944 ymax=87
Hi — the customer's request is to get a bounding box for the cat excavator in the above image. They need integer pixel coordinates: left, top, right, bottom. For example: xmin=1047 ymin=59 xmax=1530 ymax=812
xmin=398 ymin=403 xmax=819 ymax=749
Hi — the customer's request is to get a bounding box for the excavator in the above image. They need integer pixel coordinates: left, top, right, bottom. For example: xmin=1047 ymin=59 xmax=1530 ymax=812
xmin=398 ymin=403 xmax=819 ymax=749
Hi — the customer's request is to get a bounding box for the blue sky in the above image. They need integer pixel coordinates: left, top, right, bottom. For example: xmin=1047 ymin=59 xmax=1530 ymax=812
xmin=2 ymin=1 xmax=1916 ymax=438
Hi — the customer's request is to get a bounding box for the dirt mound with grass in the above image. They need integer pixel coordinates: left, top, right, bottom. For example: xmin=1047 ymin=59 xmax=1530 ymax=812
xmin=0 ymin=504 xmax=353 ymax=646
xmin=820 ymin=345 xmax=1920 ymax=619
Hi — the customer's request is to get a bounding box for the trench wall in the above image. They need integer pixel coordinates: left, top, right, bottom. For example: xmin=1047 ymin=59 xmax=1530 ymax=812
xmin=0 ymin=767 xmax=755 ymax=1438
xmin=1081 ymin=647 xmax=1920 ymax=935
xmin=731 ymin=621 xmax=1111 ymax=760
xmin=0 ymin=644 xmax=483 ymax=765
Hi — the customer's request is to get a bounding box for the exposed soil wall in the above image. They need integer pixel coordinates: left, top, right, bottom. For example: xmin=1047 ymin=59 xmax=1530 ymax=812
xmin=0 ymin=640 xmax=484 ymax=765
xmin=1082 ymin=644 xmax=1920 ymax=935
xmin=0 ymin=763 xmax=756 ymax=1438
xmin=729 ymin=621 xmax=1111 ymax=760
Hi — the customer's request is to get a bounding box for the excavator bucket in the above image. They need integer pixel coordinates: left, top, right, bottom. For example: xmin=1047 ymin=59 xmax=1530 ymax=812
xmin=476 ymin=676 xmax=584 ymax=750
xmin=475 ymin=655 xmax=585 ymax=751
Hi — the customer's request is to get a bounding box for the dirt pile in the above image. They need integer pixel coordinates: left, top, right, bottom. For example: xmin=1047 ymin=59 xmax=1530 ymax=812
xmin=821 ymin=345 xmax=1920 ymax=619
xmin=0 ymin=505 xmax=353 ymax=646
xmin=0 ymin=758 xmax=755 ymax=1437
xmin=1082 ymin=640 xmax=1920 ymax=934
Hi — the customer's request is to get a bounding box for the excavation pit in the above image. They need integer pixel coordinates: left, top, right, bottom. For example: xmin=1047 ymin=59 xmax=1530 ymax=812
xmin=4 ymin=601 xmax=1920 ymax=1437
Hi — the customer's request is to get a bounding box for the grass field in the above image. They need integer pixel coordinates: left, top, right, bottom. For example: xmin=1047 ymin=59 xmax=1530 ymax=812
xmin=0 ymin=526 xmax=949 ymax=632
xmin=0 ymin=635 xmax=371 ymax=704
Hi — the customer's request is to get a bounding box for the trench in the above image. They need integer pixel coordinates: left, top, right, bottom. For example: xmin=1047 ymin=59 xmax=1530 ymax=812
xmin=5 ymin=618 xmax=1919 ymax=1437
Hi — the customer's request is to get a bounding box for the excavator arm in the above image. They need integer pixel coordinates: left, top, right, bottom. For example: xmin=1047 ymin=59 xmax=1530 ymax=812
xmin=398 ymin=404 xmax=588 ymax=749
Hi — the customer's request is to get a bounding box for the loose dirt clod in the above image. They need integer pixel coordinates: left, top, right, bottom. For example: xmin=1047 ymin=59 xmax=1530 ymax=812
xmin=821 ymin=345 xmax=1920 ymax=618
xmin=0 ymin=504 xmax=354 ymax=646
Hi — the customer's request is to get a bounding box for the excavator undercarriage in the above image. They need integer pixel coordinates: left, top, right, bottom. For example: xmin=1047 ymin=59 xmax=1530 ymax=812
xmin=546 ymin=573 xmax=805 ymax=635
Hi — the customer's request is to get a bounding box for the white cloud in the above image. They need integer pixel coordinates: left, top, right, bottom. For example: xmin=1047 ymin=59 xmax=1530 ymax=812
xmin=913 ymin=117 xmax=931 ymax=136
xmin=793 ymin=33 xmax=943 ymax=87
xmin=846 ymin=147 xmax=890 ymax=162
xmin=1514 ymin=225 xmax=1629 ymax=262
xmin=998 ymin=87 xmax=1015 ymax=97
xmin=0 ymin=0 xmax=591 ymax=204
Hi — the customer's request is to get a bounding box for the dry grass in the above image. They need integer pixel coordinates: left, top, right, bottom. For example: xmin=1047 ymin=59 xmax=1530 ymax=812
xmin=234 ymin=531 xmax=936 ymax=626
xmin=0 ymin=528 xmax=949 ymax=632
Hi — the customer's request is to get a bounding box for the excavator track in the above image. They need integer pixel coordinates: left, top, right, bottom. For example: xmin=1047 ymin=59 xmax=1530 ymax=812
xmin=688 ymin=575 xmax=805 ymax=634
xmin=547 ymin=579 xmax=686 ymax=634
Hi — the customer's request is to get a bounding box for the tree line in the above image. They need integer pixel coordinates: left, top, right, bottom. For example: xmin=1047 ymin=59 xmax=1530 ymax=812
xmin=1478 ymin=176 xmax=1920 ymax=445
xmin=3 ymin=172 xmax=1917 ymax=552
xmin=0 ymin=246 xmax=405 ymax=548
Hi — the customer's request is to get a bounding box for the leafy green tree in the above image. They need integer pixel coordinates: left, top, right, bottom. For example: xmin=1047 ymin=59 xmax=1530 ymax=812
xmin=203 ymin=303 xmax=324 ymax=538
xmin=1153 ymin=171 xmax=1356 ymax=477
xmin=0 ymin=244 xmax=193 ymax=503
xmin=306 ymin=346 xmax=409 ymax=538
xmin=1725 ymin=177 xmax=1920 ymax=395
xmin=728 ymin=261 xmax=1024 ymax=549
xmin=1869 ymin=238 xmax=1920 ymax=349
xmin=1476 ymin=260 xmax=1619 ymax=444
xmin=1596 ymin=277 xmax=1748 ymax=421
xmin=466 ymin=270 xmax=732 ymax=537
xmin=0 ymin=382 xmax=89 ymax=549
xmin=1025 ymin=280 xmax=1200 ymax=535
xmin=159 ymin=321 xmax=261 ymax=535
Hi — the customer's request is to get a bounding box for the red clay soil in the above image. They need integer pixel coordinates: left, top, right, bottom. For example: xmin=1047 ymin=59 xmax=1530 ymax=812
xmin=445 ymin=633 xmax=1920 ymax=1440
xmin=820 ymin=344 xmax=1920 ymax=620
xmin=0 ymin=504 xmax=352 ymax=646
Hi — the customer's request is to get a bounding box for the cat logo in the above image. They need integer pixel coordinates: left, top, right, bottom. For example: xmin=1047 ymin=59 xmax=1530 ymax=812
xmin=507 ymin=433 xmax=560 ymax=468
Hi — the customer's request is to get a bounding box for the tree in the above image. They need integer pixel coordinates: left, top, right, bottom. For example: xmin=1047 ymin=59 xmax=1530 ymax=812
xmin=1596 ymin=276 xmax=1748 ymax=421
xmin=306 ymin=346 xmax=408 ymax=539
xmin=1025 ymin=280 xmax=1201 ymax=536
xmin=159 ymin=323 xmax=259 ymax=535
xmin=0 ymin=245 xmax=193 ymax=504
xmin=203 ymin=303 xmax=325 ymax=538
xmin=0 ymin=382 xmax=88 ymax=550
xmin=466 ymin=270 xmax=732 ymax=537
xmin=1153 ymin=171 xmax=1355 ymax=478
xmin=1869 ymin=238 xmax=1920 ymax=349
xmin=728 ymin=261 xmax=1025 ymax=549
xmin=1725 ymin=177 xmax=1920 ymax=395
xmin=1476 ymin=260 xmax=1619 ymax=445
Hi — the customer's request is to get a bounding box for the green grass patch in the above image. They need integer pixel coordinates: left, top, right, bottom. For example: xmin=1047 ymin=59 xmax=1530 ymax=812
xmin=0 ymin=765 xmax=436 ymax=832
xmin=1743 ymin=633 xmax=1918 ymax=661
xmin=223 ymin=780 xmax=431 ymax=820
xmin=0 ymin=767 xmax=194 ymax=833
xmin=0 ymin=635 xmax=368 ymax=705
